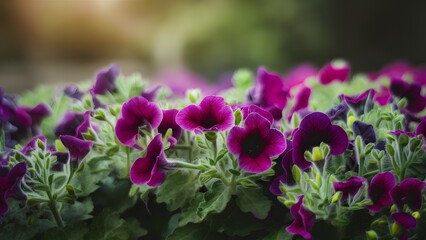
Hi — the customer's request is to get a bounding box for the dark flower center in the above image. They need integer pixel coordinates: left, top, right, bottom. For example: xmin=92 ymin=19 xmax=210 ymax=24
xmin=202 ymin=117 xmax=217 ymax=129
xmin=241 ymin=131 xmax=264 ymax=156
xmin=370 ymin=185 xmax=384 ymax=202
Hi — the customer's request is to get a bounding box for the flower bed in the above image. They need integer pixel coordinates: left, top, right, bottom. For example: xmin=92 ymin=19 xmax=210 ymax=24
xmin=1 ymin=61 xmax=426 ymax=239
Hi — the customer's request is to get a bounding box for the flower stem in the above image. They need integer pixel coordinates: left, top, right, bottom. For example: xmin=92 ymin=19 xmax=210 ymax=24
xmin=46 ymin=191 xmax=64 ymax=227
xmin=126 ymin=147 xmax=131 ymax=176
xmin=168 ymin=160 xmax=207 ymax=170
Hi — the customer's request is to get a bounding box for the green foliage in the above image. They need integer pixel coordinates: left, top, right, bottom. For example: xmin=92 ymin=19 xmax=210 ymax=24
xmin=235 ymin=186 xmax=272 ymax=219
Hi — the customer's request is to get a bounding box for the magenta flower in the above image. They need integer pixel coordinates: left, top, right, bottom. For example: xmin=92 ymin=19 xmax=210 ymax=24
xmin=288 ymin=86 xmax=311 ymax=119
xmin=367 ymin=171 xmax=396 ymax=212
xmin=227 ymin=112 xmax=286 ymax=173
xmin=340 ymin=89 xmax=375 ymax=116
xmin=391 ymin=212 xmax=417 ymax=240
xmin=333 ymin=176 xmax=366 ymax=202
xmin=60 ymin=135 xmax=93 ymax=164
xmin=64 ymin=85 xmax=84 ymax=100
xmin=318 ymin=60 xmax=350 ymax=85
xmin=239 ymin=104 xmax=273 ymax=124
xmin=55 ymin=111 xmax=93 ymax=139
xmin=0 ymin=162 xmax=27 ymax=220
xmin=141 ymin=86 xmax=161 ymax=102
xmin=115 ymin=96 xmax=163 ymax=148
xmin=286 ymin=195 xmax=316 ymax=240
xmin=20 ymin=135 xmax=46 ymax=155
xmin=158 ymin=109 xmax=182 ymax=147
xmin=176 ymin=96 xmax=234 ymax=133
xmin=130 ymin=134 xmax=167 ymax=187
xmin=390 ymin=78 xmax=426 ymax=113
xmin=89 ymin=64 xmax=120 ymax=95
xmin=391 ymin=178 xmax=426 ymax=212
xmin=292 ymin=112 xmax=348 ymax=170
xmin=283 ymin=64 xmax=317 ymax=90
xmin=374 ymin=86 xmax=392 ymax=106
xmin=247 ymin=67 xmax=289 ymax=120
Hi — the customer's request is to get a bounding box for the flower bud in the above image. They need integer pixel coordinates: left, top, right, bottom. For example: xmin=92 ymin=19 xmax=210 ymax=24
xmin=397 ymin=134 xmax=409 ymax=147
xmin=234 ymin=109 xmax=242 ymax=126
xmin=347 ymin=115 xmax=356 ymax=128
xmin=187 ymin=89 xmax=201 ymax=103
xmin=365 ymin=230 xmax=378 ymax=240
xmin=391 ymin=223 xmax=404 ymax=239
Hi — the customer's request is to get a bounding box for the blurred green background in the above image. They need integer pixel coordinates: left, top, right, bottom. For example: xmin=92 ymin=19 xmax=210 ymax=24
xmin=1 ymin=0 xmax=426 ymax=92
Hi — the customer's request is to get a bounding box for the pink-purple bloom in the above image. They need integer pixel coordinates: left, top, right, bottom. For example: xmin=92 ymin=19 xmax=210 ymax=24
xmin=352 ymin=120 xmax=376 ymax=145
xmin=227 ymin=112 xmax=285 ymax=173
xmin=390 ymin=78 xmax=426 ymax=113
xmin=318 ymin=60 xmax=350 ymax=85
xmin=20 ymin=135 xmax=46 ymax=155
xmin=292 ymin=112 xmax=348 ymax=170
xmin=286 ymin=195 xmax=315 ymax=240
xmin=89 ymin=64 xmax=120 ymax=95
xmin=340 ymin=89 xmax=375 ymax=116
xmin=176 ymin=96 xmax=234 ymax=133
xmin=239 ymin=104 xmax=274 ymax=124
xmin=115 ymin=96 xmax=163 ymax=148
xmin=391 ymin=178 xmax=426 ymax=212
xmin=158 ymin=109 xmax=182 ymax=147
xmin=391 ymin=212 xmax=417 ymax=240
xmin=288 ymin=86 xmax=311 ymax=119
xmin=247 ymin=67 xmax=288 ymax=120
xmin=333 ymin=176 xmax=366 ymax=202
xmin=270 ymin=139 xmax=294 ymax=195
xmin=0 ymin=162 xmax=27 ymax=220
xmin=367 ymin=171 xmax=396 ymax=212
xmin=54 ymin=111 xmax=93 ymax=139
xmin=60 ymin=135 xmax=94 ymax=164
xmin=130 ymin=134 xmax=167 ymax=187
xmin=326 ymin=103 xmax=349 ymax=122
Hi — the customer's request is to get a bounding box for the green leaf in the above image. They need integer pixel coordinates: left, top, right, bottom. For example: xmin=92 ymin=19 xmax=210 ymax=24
xmin=61 ymin=198 xmax=94 ymax=223
xmin=261 ymin=228 xmax=293 ymax=240
xmin=197 ymin=181 xmax=231 ymax=221
xmin=85 ymin=210 xmax=129 ymax=240
xmin=43 ymin=222 xmax=88 ymax=240
xmin=235 ymin=186 xmax=272 ymax=219
xmin=166 ymin=223 xmax=221 ymax=240
xmin=156 ymin=170 xmax=201 ymax=211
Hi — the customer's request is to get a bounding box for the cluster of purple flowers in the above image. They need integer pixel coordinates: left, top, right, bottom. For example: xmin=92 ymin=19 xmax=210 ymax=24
xmin=1 ymin=60 xmax=426 ymax=240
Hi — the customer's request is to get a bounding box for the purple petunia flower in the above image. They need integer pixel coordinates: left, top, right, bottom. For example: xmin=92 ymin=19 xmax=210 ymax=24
xmin=391 ymin=212 xmax=417 ymax=240
xmin=326 ymin=103 xmax=349 ymax=122
xmin=374 ymin=86 xmax=392 ymax=106
xmin=55 ymin=111 xmax=86 ymax=138
xmin=270 ymin=139 xmax=294 ymax=195
xmin=292 ymin=112 xmax=348 ymax=170
xmin=333 ymin=176 xmax=366 ymax=202
xmin=20 ymin=135 xmax=46 ymax=155
xmin=391 ymin=178 xmax=426 ymax=212
xmin=367 ymin=171 xmax=396 ymax=212
xmin=247 ymin=67 xmax=289 ymax=120
xmin=283 ymin=64 xmax=317 ymax=90
xmin=352 ymin=120 xmax=376 ymax=145
xmin=288 ymin=86 xmax=311 ymax=119
xmin=0 ymin=162 xmax=27 ymax=220
xmin=60 ymin=135 xmax=93 ymax=164
xmin=176 ymin=96 xmax=234 ymax=133
xmin=227 ymin=112 xmax=286 ymax=173
xmin=158 ymin=109 xmax=182 ymax=147
xmin=286 ymin=195 xmax=316 ymax=240
xmin=115 ymin=96 xmax=163 ymax=148
xmin=340 ymin=89 xmax=375 ymax=116
xmin=239 ymin=104 xmax=274 ymax=124
xmin=64 ymin=85 xmax=84 ymax=100
xmin=141 ymin=86 xmax=161 ymax=102
xmin=89 ymin=64 xmax=120 ymax=95
xmin=318 ymin=60 xmax=350 ymax=85
xmin=390 ymin=78 xmax=426 ymax=113
xmin=130 ymin=134 xmax=168 ymax=187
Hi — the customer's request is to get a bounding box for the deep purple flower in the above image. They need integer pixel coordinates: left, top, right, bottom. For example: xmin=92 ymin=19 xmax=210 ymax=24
xmin=20 ymin=135 xmax=46 ymax=155
xmin=367 ymin=171 xmax=396 ymax=212
xmin=415 ymin=117 xmax=426 ymax=139
xmin=318 ymin=60 xmax=350 ymax=85
xmin=288 ymin=86 xmax=311 ymax=119
xmin=390 ymin=78 xmax=426 ymax=113
xmin=340 ymin=89 xmax=375 ymax=116
xmin=352 ymin=120 xmax=376 ymax=145
xmin=176 ymin=96 xmax=234 ymax=133
xmin=333 ymin=176 xmax=366 ymax=202
xmin=115 ymin=96 xmax=163 ymax=148
xmin=130 ymin=134 xmax=167 ymax=187
xmin=239 ymin=104 xmax=273 ymax=124
xmin=0 ymin=162 xmax=27 ymax=220
xmin=158 ymin=109 xmax=182 ymax=147
xmin=270 ymin=139 xmax=294 ymax=195
xmin=227 ymin=112 xmax=286 ymax=173
xmin=60 ymin=135 xmax=93 ymax=163
xmin=391 ymin=212 xmax=417 ymax=240
xmin=90 ymin=64 xmax=120 ymax=95
xmin=141 ymin=86 xmax=161 ymax=102
xmin=391 ymin=178 xmax=426 ymax=212
xmin=55 ymin=112 xmax=84 ymax=137
xmin=64 ymin=85 xmax=84 ymax=100
xmin=292 ymin=112 xmax=348 ymax=170
xmin=247 ymin=67 xmax=288 ymax=120
xmin=286 ymin=195 xmax=316 ymax=240
xmin=326 ymin=103 xmax=349 ymax=122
